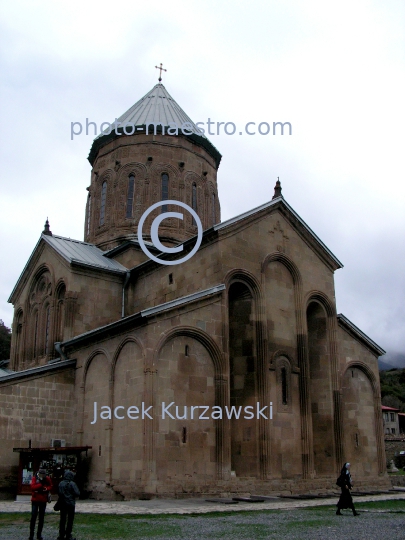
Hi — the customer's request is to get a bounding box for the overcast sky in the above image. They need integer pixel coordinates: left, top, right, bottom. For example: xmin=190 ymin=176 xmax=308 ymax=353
xmin=0 ymin=0 xmax=404 ymax=363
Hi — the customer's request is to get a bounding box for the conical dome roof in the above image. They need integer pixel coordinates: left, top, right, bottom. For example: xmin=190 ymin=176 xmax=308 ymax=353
xmin=116 ymin=83 xmax=199 ymax=131
xmin=88 ymin=83 xmax=221 ymax=167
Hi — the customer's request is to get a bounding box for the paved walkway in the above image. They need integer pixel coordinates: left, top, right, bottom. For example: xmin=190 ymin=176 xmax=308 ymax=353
xmin=1 ymin=491 xmax=405 ymax=515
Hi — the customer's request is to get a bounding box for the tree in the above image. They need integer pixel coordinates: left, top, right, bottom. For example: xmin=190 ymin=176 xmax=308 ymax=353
xmin=382 ymin=394 xmax=405 ymax=412
xmin=0 ymin=320 xmax=11 ymax=361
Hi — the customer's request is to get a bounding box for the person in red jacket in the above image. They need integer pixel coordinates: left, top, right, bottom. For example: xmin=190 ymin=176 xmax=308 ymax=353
xmin=29 ymin=468 xmax=53 ymax=540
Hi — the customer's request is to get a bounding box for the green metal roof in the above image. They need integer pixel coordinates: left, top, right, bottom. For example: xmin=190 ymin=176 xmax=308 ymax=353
xmin=88 ymin=83 xmax=222 ymax=168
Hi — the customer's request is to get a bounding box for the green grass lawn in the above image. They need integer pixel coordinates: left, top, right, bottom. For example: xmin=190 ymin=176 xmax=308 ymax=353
xmin=0 ymin=500 xmax=404 ymax=540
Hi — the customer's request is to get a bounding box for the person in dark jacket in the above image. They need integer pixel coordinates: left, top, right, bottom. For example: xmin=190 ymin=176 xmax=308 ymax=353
xmin=29 ymin=468 xmax=53 ymax=540
xmin=57 ymin=470 xmax=80 ymax=540
xmin=336 ymin=462 xmax=359 ymax=516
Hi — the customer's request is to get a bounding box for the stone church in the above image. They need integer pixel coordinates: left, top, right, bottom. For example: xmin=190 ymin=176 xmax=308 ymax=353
xmin=0 ymin=80 xmax=389 ymax=499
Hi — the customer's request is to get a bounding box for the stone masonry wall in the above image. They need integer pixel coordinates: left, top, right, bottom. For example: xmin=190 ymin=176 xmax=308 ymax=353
xmin=0 ymin=367 xmax=76 ymax=498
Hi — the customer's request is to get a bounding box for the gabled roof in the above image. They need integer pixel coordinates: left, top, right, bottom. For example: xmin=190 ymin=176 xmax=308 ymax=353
xmin=88 ymin=83 xmax=221 ymax=167
xmin=215 ymin=196 xmax=343 ymax=270
xmin=130 ymin=196 xmax=344 ymax=273
xmin=8 ymin=234 xmax=127 ymax=304
xmin=337 ymin=313 xmax=386 ymax=356
xmin=382 ymin=405 xmax=399 ymax=411
xmin=42 ymin=235 xmax=127 ymax=273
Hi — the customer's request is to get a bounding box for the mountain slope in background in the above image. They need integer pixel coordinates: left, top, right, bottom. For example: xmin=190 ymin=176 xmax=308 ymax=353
xmin=379 ymin=352 xmax=405 ymax=370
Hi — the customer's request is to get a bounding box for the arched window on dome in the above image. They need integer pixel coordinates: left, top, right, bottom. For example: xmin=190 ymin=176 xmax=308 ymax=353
xmin=161 ymin=173 xmax=169 ymax=212
xmin=211 ymin=192 xmax=216 ymax=226
xmin=126 ymin=174 xmax=135 ymax=218
xmin=100 ymin=181 xmax=107 ymax=225
xmin=86 ymin=194 xmax=91 ymax=236
xmin=192 ymin=182 xmax=197 ymax=226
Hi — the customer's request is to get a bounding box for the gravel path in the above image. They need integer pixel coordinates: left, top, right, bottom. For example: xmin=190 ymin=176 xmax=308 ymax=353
xmin=1 ymin=507 xmax=404 ymax=540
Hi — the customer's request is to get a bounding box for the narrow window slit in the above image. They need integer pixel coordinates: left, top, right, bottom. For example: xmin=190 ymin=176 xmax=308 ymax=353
xmin=281 ymin=367 xmax=287 ymax=405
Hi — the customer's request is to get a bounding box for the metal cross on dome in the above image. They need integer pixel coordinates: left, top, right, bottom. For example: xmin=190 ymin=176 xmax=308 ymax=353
xmin=155 ymin=63 xmax=167 ymax=82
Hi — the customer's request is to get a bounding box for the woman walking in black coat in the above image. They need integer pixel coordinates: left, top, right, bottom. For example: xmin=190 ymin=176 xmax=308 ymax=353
xmin=336 ymin=462 xmax=359 ymax=516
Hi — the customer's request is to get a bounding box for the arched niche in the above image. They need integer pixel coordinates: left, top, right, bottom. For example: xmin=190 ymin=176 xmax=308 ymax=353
xmin=306 ymin=301 xmax=334 ymax=475
xmin=111 ymin=340 xmax=144 ymax=485
xmin=228 ymin=281 xmax=258 ymax=477
xmin=83 ymin=352 xmax=110 ymax=482
xmin=264 ymin=260 xmax=297 ymax=360
xmin=341 ymin=366 xmax=379 ymax=476
xmin=155 ymin=334 xmax=216 ymax=484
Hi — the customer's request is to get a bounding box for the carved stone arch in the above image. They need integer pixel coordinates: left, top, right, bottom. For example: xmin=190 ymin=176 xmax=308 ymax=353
xmin=96 ymin=168 xmax=114 ymax=186
xmin=306 ymin=291 xmax=339 ymax=475
xmin=55 ymin=279 xmax=66 ymax=297
xmin=29 ymin=264 xmax=54 ymax=297
xmin=110 ymin=335 xmax=146 ymax=382
xmin=207 ymin=181 xmax=219 ymax=226
xmin=262 ymin=252 xmax=303 ymax=288
xmin=82 ymin=348 xmax=111 ymax=484
xmin=270 ymin=349 xmax=295 ymax=368
xmin=148 ymin=163 xmax=179 ymax=210
xmin=154 ymin=325 xmax=225 ymax=376
xmin=341 ymin=361 xmax=379 ymax=396
xmin=305 ymin=290 xmax=336 ymax=318
xmin=184 ymin=171 xmax=203 ymax=227
xmin=225 ymin=268 xmax=269 ymax=478
xmin=95 ymin=169 xmax=114 ymax=230
xmin=224 ymin=268 xmax=265 ymax=368
xmin=274 ymin=352 xmax=293 ymax=413
xmin=115 ymin=162 xmax=148 ymax=224
xmin=54 ymin=280 xmax=66 ymax=345
xmin=207 ymin=180 xmax=216 ymax=196
xmin=149 ymin=162 xmax=179 ymax=179
xmin=14 ymin=306 xmax=24 ymax=321
xmin=40 ymin=298 xmax=52 ymax=356
xmin=25 ymin=265 xmax=54 ymax=362
xmin=183 ymin=171 xmax=201 ymax=183
xmin=184 ymin=171 xmax=200 ymax=209
xmin=224 ymin=268 xmax=262 ymax=303
xmin=117 ymin=161 xmax=148 ymax=178
xmin=154 ymin=325 xmax=228 ymax=480
xmin=83 ymin=348 xmax=112 ymax=385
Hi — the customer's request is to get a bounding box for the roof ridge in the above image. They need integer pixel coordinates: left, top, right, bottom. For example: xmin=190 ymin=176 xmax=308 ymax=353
xmin=49 ymin=234 xmax=96 ymax=246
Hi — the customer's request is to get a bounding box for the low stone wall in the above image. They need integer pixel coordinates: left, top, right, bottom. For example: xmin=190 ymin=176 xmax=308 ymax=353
xmin=384 ymin=438 xmax=405 ymax=464
xmin=389 ymin=475 xmax=405 ymax=486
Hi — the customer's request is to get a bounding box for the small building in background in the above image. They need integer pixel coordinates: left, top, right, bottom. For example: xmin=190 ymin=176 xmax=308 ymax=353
xmin=382 ymin=405 xmax=400 ymax=436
